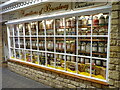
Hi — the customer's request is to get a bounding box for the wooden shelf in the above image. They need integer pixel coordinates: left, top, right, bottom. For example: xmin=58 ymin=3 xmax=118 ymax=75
xmin=56 ymin=25 xmax=108 ymax=29
xmin=78 ymin=50 xmax=107 ymax=56
xmin=8 ymin=59 xmax=109 ymax=86
xmin=78 ymin=39 xmax=107 ymax=42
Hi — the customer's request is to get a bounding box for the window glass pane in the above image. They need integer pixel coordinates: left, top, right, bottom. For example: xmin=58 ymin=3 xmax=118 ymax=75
xmin=91 ymin=59 xmax=106 ymax=80
xmin=47 ymin=53 xmax=55 ymax=68
xmin=78 ymin=37 xmax=91 ymax=56
xmin=46 ymin=19 xmax=54 ymax=35
xmin=32 ymin=51 xmax=38 ymax=64
xmin=55 ymin=18 xmax=65 ymax=35
xmin=78 ymin=15 xmax=91 ymax=35
xmin=31 ymin=37 xmax=37 ymax=50
xmin=78 ymin=57 xmax=90 ymax=76
xmin=55 ymin=54 xmax=65 ymax=70
xmin=65 ymin=17 xmax=76 ymax=35
xmin=38 ymin=52 xmax=46 ymax=65
xmin=66 ymin=56 xmax=76 ymax=73
xmin=38 ymin=21 xmax=44 ymax=35
xmin=38 ymin=37 xmax=45 ymax=50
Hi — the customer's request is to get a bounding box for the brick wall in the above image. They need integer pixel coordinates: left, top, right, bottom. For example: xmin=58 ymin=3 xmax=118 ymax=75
xmin=108 ymin=2 xmax=120 ymax=88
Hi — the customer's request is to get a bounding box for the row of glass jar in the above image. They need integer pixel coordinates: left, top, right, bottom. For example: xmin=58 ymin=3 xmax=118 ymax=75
xmin=12 ymin=50 xmax=106 ymax=80
xmin=13 ymin=24 xmax=108 ymax=36
xmin=13 ymin=38 xmax=107 ymax=53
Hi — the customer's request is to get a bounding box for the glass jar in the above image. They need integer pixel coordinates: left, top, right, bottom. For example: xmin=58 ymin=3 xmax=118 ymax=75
xmin=81 ymin=42 xmax=86 ymax=51
xmin=99 ymin=15 xmax=105 ymax=26
xmin=87 ymin=16 xmax=92 ymax=26
xmin=98 ymin=42 xmax=105 ymax=53
xmin=93 ymin=16 xmax=99 ymax=26
xmin=92 ymin=42 xmax=98 ymax=52
xmin=96 ymin=60 xmax=101 ymax=66
xmin=82 ymin=16 xmax=87 ymax=26
xmin=78 ymin=17 xmax=82 ymax=27
xmin=85 ymin=58 xmax=90 ymax=63
xmin=80 ymin=58 xmax=85 ymax=64
xmin=66 ymin=18 xmax=71 ymax=27
xmin=66 ymin=41 xmax=71 ymax=51
xmin=86 ymin=42 xmax=91 ymax=52
xmin=70 ymin=41 xmax=75 ymax=52
xmin=105 ymin=15 xmax=109 ymax=25
xmin=71 ymin=17 xmax=76 ymax=27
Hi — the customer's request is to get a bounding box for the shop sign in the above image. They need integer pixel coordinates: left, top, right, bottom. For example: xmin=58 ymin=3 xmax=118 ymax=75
xmin=20 ymin=2 xmax=71 ymax=17
xmin=73 ymin=2 xmax=108 ymax=10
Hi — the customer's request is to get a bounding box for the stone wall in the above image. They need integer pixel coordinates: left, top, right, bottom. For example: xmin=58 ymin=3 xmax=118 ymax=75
xmin=8 ymin=61 xmax=108 ymax=88
xmin=108 ymin=2 xmax=120 ymax=88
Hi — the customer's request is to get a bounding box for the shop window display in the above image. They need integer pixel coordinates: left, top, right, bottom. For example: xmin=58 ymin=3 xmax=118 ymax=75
xmin=7 ymin=12 xmax=110 ymax=81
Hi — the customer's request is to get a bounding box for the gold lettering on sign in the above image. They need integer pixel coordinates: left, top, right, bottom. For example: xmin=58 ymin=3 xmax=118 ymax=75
xmin=44 ymin=4 xmax=69 ymax=13
xmin=21 ymin=3 xmax=69 ymax=17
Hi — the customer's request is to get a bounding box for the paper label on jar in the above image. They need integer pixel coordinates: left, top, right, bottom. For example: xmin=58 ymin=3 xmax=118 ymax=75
xmin=92 ymin=47 xmax=97 ymax=51
xmin=81 ymin=46 xmax=85 ymax=51
xmin=63 ymin=56 xmax=65 ymax=59
xmin=99 ymin=19 xmax=105 ymax=24
xmin=78 ymin=46 xmax=80 ymax=50
xmin=67 ymin=44 xmax=71 ymax=49
xmin=67 ymin=56 xmax=71 ymax=60
xmin=103 ymin=62 xmax=106 ymax=66
xmin=71 ymin=57 xmax=74 ymax=61
xmin=85 ymin=59 xmax=89 ymax=63
xmin=99 ymin=47 xmax=104 ymax=52
xmin=81 ymin=58 xmax=84 ymax=62
xmin=56 ymin=44 xmax=58 ymax=48
xmin=96 ymin=60 xmax=101 ymax=65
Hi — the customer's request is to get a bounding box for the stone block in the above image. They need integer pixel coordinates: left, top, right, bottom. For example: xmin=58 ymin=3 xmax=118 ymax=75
xmin=56 ymin=77 xmax=64 ymax=81
xmin=87 ymin=85 xmax=95 ymax=88
xmin=108 ymin=79 xmax=115 ymax=85
xmin=54 ymin=80 xmax=61 ymax=85
xmin=45 ymin=77 xmax=51 ymax=81
xmin=117 ymin=40 xmax=120 ymax=46
xmin=116 ymin=65 xmax=120 ymax=71
xmin=109 ymin=85 xmax=116 ymax=88
xmin=112 ymin=11 xmax=119 ymax=19
xmin=68 ymin=84 xmax=76 ymax=88
xmin=110 ymin=33 xmax=120 ymax=39
xmin=110 ymin=52 xmax=120 ymax=58
xmin=111 ymin=25 xmax=119 ymax=33
xmin=52 ymin=72 xmax=59 ymax=77
xmin=110 ymin=39 xmax=117 ymax=46
xmin=111 ymin=19 xmax=119 ymax=25
xmin=110 ymin=46 xmax=120 ymax=52
xmin=40 ymin=75 xmax=46 ymax=79
xmin=91 ymin=83 xmax=102 ymax=88
xmin=60 ymin=82 xmax=68 ymax=87
xmin=101 ymin=85 xmax=109 ymax=88
xmin=79 ymin=83 xmax=86 ymax=88
xmin=70 ymin=80 xmax=79 ymax=86
xmin=109 ymin=64 xmax=116 ymax=70
xmin=109 ymin=70 xmax=120 ymax=80
xmin=109 ymin=58 xmax=120 ymax=64
xmin=43 ymin=73 xmax=49 ymax=77
xmin=114 ymin=81 xmax=120 ymax=87
xmin=49 ymin=74 xmax=55 ymax=79
xmin=64 ymin=79 xmax=70 ymax=84
xmin=55 ymin=84 xmax=63 ymax=88
xmin=112 ymin=4 xmax=120 ymax=10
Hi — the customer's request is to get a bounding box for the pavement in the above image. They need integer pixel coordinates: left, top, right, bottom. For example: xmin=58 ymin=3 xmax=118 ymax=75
xmin=2 ymin=66 xmax=52 ymax=89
